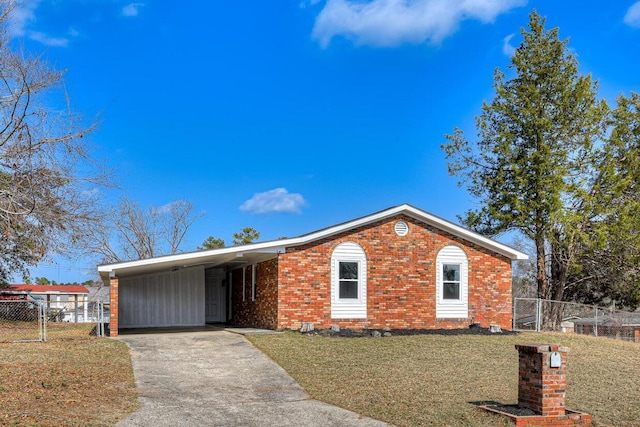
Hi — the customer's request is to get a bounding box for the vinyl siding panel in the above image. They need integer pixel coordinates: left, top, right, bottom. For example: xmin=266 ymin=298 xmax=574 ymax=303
xmin=331 ymin=242 xmax=367 ymax=319
xmin=436 ymin=245 xmax=468 ymax=319
xmin=119 ymin=266 xmax=205 ymax=328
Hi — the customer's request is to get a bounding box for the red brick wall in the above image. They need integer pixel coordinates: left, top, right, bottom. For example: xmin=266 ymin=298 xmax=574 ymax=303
xmin=231 ymin=258 xmax=278 ymax=329
xmin=109 ymin=277 xmax=119 ymax=337
xmin=276 ymin=214 xmax=513 ymax=331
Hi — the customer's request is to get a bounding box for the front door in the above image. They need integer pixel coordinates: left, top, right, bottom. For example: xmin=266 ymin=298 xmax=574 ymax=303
xmin=205 ymin=268 xmax=225 ymax=323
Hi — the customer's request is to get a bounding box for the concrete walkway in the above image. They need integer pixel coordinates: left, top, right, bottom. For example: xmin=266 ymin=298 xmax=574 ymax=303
xmin=116 ymin=329 xmax=390 ymax=427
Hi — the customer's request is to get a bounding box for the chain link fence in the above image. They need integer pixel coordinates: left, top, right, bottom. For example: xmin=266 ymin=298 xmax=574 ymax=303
xmin=41 ymin=299 xmax=108 ymax=339
xmin=0 ymin=299 xmax=107 ymax=342
xmin=0 ymin=299 xmax=46 ymax=342
xmin=513 ymin=297 xmax=640 ymax=343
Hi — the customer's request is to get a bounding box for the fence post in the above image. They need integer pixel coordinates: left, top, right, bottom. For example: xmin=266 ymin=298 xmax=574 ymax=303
xmin=513 ymin=298 xmax=517 ymax=331
xmin=40 ymin=303 xmax=48 ymax=342
xmin=99 ymin=302 xmax=104 ymax=337
xmin=38 ymin=303 xmax=43 ymax=342
xmin=594 ymin=306 xmax=598 ymax=337
xmin=536 ymin=298 xmax=542 ymax=332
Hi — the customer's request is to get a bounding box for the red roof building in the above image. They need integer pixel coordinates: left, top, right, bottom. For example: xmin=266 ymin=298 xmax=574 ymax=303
xmin=4 ymin=284 xmax=89 ymax=296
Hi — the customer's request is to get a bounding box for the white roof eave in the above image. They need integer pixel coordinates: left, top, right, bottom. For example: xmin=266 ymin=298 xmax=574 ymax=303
xmin=98 ymin=244 xmax=286 ymax=277
xmin=283 ymin=204 xmax=528 ymax=261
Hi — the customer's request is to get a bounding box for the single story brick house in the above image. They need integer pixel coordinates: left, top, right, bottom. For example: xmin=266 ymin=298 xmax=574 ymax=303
xmin=99 ymin=204 xmax=527 ymax=336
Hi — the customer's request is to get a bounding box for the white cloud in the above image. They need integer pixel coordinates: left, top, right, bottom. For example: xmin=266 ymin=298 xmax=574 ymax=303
xmin=154 ymin=200 xmax=184 ymax=215
xmin=7 ymin=1 xmax=40 ymax=37
xmin=122 ymin=3 xmax=145 ymax=17
xmin=29 ymin=31 xmax=69 ymax=47
xmin=6 ymin=1 xmax=75 ymax=47
xmin=624 ymin=1 xmax=640 ymax=28
xmin=154 ymin=203 xmax=172 ymax=214
xmin=239 ymin=188 xmax=307 ymax=214
xmin=502 ymin=33 xmax=516 ymax=56
xmin=311 ymin=0 xmax=526 ymax=48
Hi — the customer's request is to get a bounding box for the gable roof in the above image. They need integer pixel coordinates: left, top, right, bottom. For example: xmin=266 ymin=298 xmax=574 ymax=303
xmin=98 ymin=203 xmax=528 ymax=279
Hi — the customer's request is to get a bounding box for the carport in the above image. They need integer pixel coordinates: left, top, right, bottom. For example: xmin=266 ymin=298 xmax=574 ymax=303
xmin=98 ymin=243 xmax=282 ymax=336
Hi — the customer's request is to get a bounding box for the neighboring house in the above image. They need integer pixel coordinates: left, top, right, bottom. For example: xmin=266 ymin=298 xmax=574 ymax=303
xmin=99 ymin=204 xmax=528 ymax=337
xmin=1 ymin=284 xmax=90 ymax=322
xmin=572 ymin=316 xmax=640 ymax=343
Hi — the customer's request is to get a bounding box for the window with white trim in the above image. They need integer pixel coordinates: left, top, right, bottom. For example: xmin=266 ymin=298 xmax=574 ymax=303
xmin=331 ymin=242 xmax=367 ymax=319
xmin=436 ymin=245 xmax=468 ymax=319
xmin=338 ymin=261 xmax=359 ymax=299
xmin=442 ymin=264 xmax=460 ymax=300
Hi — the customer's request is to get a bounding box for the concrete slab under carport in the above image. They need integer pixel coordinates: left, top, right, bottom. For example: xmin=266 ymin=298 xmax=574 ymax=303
xmin=116 ymin=329 xmax=391 ymax=427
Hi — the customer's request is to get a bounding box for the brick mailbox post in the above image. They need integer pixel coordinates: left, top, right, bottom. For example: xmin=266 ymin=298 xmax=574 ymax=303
xmin=482 ymin=343 xmax=591 ymax=426
xmin=516 ymin=344 xmax=569 ymax=416
xmin=511 ymin=343 xmax=591 ymax=426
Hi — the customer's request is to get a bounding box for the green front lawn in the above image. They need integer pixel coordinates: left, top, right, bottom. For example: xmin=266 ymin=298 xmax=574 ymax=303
xmin=248 ymin=331 xmax=640 ymax=427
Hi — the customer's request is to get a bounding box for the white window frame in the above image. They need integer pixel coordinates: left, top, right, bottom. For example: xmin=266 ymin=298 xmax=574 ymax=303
xmin=337 ymin=260 xmax=361 ymax=300
xmin=436 ymin=245 xmax=469 ymax=319
xmin=331 ymin=242 xmax=367 ymax=319
xmin=441 ymin=263 xmax=461 ymax=301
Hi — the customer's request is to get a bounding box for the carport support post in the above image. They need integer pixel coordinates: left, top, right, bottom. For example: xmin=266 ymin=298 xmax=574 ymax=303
xmin=110 ymin=277 xmax=119 ymax=337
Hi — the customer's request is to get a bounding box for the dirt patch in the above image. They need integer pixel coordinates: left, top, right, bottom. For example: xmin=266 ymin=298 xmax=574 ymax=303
xmin=474 ymin=402 xmax=537 ymax=417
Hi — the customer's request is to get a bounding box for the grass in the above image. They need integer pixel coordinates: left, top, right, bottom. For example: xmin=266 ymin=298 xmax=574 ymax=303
xmin=0 ymin=323 xmax=138 ymax=426
xmin=247 ymin=331 xmax=640 ymax=427
xmin=1 ymin=325 xmax=637 ymax=426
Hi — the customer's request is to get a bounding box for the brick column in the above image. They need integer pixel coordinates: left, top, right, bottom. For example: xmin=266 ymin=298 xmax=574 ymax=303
xmin=515 ymin=343 xmax=569 ymax=417
xmin=109 ymin=277 xmax=119 ymax=337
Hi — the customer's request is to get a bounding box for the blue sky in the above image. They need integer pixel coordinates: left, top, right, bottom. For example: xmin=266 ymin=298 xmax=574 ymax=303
xmin=9 ymin=0 xmax=640 ymax=283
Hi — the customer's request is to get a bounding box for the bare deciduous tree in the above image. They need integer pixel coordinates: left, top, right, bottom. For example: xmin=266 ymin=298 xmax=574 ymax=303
xmin=162 ymin=200 xmax=201 ymax=255
xmin=92 ymin=198 xmax=203 ymax=263
xmin=0 ymin=1 xmax=104 ymax=283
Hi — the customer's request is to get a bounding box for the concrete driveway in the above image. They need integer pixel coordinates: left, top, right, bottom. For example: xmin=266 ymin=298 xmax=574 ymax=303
xmin=116 ymin=329 xmax=390 ymax=427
